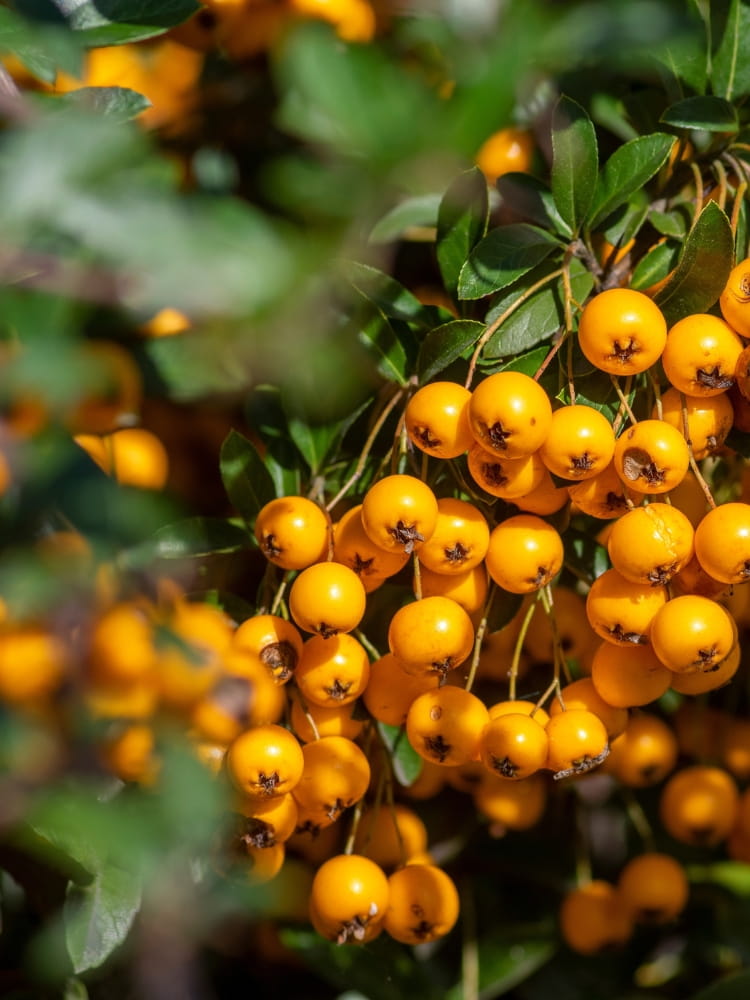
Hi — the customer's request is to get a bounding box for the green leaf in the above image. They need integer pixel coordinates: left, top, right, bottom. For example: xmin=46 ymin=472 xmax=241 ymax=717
xmin=496 ymin=173 xmax=570 ymax=236
xmin=286 ymin=414 xmax=345 ymax=477
xmin=630 ymin=238 xmax=681 ymax=292
xmin=483 ymin=259 xmax=594 ymax=360
xmin=368 ymin=194 xmax=441 ymax=244
xmin=64 ymin=861 xmax=142 ymax=974
xmin=219 ymin=430 xmax=276 ymax=525
xmin=417 ymin=319 xmax=484 ymax=383
xmin=654 ymin=201 xmax=734 ymax=324
xmin=356 ymin=299 xmax=409 ymax=387
xmin=688 ymin=971 xmax=750 ymax=1000
xmin=245 ymin=386 xmax=306 ymax=497
xmin=484 ymin=587 xmax=524 ymax=635
xmin=688 ymin=861 xmax=750 ymax=896
xmin=377 ymin=722 xmax=423 ymax=787
xmin=437 ymin=167 xmax=490 ymax=301
xmin=345 ymin=261 xmax=436 ymax=329
xmin=587 ymin=133 xmax=675 ymax=229
xmin=445 ymin=929 xmax=556 ymax=1000
xmin=63 ymin=978 xmax=89 ymax=1000
xmin=57 ymin=85 xmax=151 ymax=121
xmin=120 ymin=517 xmax=253 ymax=567
xmin=459 ymin=225 xmax=562 ymax=301
xmin=551 ymin=95 xmax=598 ymax=235
xmin=660 ymin=95 xmax=739 ymax=132
xmin=55 ymin=0 xmax=200 ymax=46
xmin=712 ymin=0 xmax=750 ymax=102
xmin=649 ymin=208 xmax=689 ymax=240
xmin=0 ymin=5 xmax=82 ymax=80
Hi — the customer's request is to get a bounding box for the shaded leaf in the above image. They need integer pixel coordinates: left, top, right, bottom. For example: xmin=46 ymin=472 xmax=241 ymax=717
xmin=459 ymin=225 xmax=562 ymax=301
xmin=369 ymin=194 xmax=441 ymax=244
xmin=654 ymin=201 xmax=734 ymax=324
xmin=688 ymin=861 xmax=750 ymax=896
xmin=437 ymin=167 xmax=489 ymax=301
xmin=356 ymin=299 xmax=409 ymax=386
xmin=219 ymin=429 xmax=276 ymax=524
xmin=688 ymin=971 xmax=750 ymax=1000
xmin=712 ymin=0 xmax=750 ymax=101
xmin=346 ymin=261 xmax=436 ymax=329
xmin=630 ymin=238 xmax=681 ymax=291
xmin=55 ymin=0 xmax=200 ymax=46
xmin=64 ymin=863 xmax=142 ymax=974
xmin=417 ymin=319 xmax=484 ymax=383
xmin=57 ymin=85 xmax=151 ymax=121
xmin=121 ymin=517 xmax=253 ymax=567
xmin=484 ymin=587 xmax=523 ymax=635
xmin=0 ymin=5 xmax=82 ymax=80
xmin=588 ymin=133 xmax=675 ymax=229
xmin=496 ymin=173 xmax=570 ymax=236
xmin=377 ymin=722 xmax=423 ymax=787
xmin=445 ymin=927 xmax=556 ymax=1000
xmin=660 ymin=95 xmax=738 ymax=132
xmin=551 ymin=95 xmax=598 ymax=235
xmin=649 ymin=208 xmax=689 ymax=239
xmin=483 ymin=259 xmax=594 ymax=360
xmin=245 ymin=385 xmax=306 ymax=497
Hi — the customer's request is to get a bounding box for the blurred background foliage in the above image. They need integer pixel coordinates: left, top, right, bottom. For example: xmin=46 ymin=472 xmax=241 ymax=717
xmin=2 ymin=1 xmax=750 ymax=998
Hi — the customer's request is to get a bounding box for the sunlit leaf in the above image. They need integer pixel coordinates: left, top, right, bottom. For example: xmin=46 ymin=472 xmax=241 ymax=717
xmin=654 ymin=201 xmax=734 ymax=323
xmin=219 ymin=429 xmax=276 ymax=524
xmin=459 ymin=225 xmax=562 ymax=301
xmin=377 ymin=722 xmax=423 ymax=787
xmin=52 ymin=0 xmax=200 ymax=45
xmin=345 ymin=261 xmax=436 ymax=329
xmin=437 ymin=167 xmax=490 ymax=302
xmin=417 ymin=319 xmax=484 ymax=383
xmin=587 ymin=133 xmax=675 ymax=229
xmin=712 ymin=0 xmax=750 ymax=101
xmin=551 ymin=95 xmax=598 ymax=235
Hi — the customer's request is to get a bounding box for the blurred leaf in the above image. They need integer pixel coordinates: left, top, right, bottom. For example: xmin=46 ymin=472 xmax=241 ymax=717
xmin=459 ymin=225 xmax=562 ymax=301
xmin=63 ymin=978 xmax=89 ymax=1000
xmin=368 ymin=194 xmax=441 ymax=244
xmin=52 ymin=0 xmax=200 ymax=45
xmin=121 ymin=517 xmax=253 ymax=567
xmin=0 ymin=5 xmax=82 ymax=80
xmin=551 ymin=95 xmax=598 ymax=235
xmin=346 ymin=261 xmax=436 ymax=329
xmin=446 ymin=928 xmax=556 ymax=1000
xmin=245 ymin=386 xmax=306 ymax=497
xmin=485 ymin=587 xmax=523 ymax=635
xmin=437 ymin=167 xmax=489 ymax=301
xmin=712 ymin=0 xmax=750 ymax=101
xmin=483 ymin=259 xmax=594 ymax=360
xmin=688 ymin=971 xmax=750 ymax=1000
xmin=650 ymin=3 xmax=708 ymax=94
xmin=653 ymin=201 xmax=734 ymax=324
xmin=660 ymin=95 xmax=738 ymax=132
xmin=64 ymin=860 xmax=142 ymax=973
xmin=377 ymin=722 xmax=423 ymax=787
xmin=587 ymin=133 xmax=675 ymax=229
xmin=689 ymin=861 xmax=750 ymax=896
xmin=417 ymin=319 xmax=484 ymax=383
xmin=285 ymin=395 xmax=371 ymax=477
xmin=219 ymin=430 xmax=276 ymax=525
xmin=57 ymin=85 xmax=151 ymax=121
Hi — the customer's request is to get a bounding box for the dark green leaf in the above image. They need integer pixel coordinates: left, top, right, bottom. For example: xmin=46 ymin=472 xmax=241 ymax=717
xmin=660 ymin=95 xmax=739 ymax=132
xmin=417 ymin=319 xmax=484 ymax=383
xmin=712 ymin=0 xmax=750 ymax=102
xmin=346 ymin=261 xmax=436 ymax=329
xmin=219 ymin=429 xmax=276 ymax=525
xmin=446 ymin=928 xmax=556 ymax=1000
xmin=630 ymin=238 xmax=681 ymax=291
xmin=589 ymin=92 xmax=639 ymax=142
xmin=498 ymin=345 xmax=550 ymax=377
xmin=688 ymin=861 xmax=750 ymax=896
xmin=598 ymin=190 xmax=649 ymax=250
xmin=437 ymin=167 xmax=490 ymax=301
xmin=64 ymin=863 xmax=142 ymax=974
xmin=459 ymin=225 xmax=562 ymax=301
xmin=369 ymin=194 xmax=441 ymax=244
xmin=654 ymin=201 xmax=734 ymax=324
xmin=245 ymin=386 xmax=306 ymax=497
xmin=121 ymin=517 xmax=253 ymax=567
xmin=649 ymin=208 xmax=689 ymax=239
xmin=55 ymin=0 xmax=200 ymax=46
xmin=587 ymin=133 xmax=675 ymax=229
xmin=688 ymin=971 xmax=750 ymax=1000
xmin=356 ymin=299 xmax=409 ymax=387
xmin=496 ymin=173 xmax=570 ymax=236
xmin=484 ymin=587 xmax=524 ymax=635
xmin=551 ymin=95 xmax=598 ymax=235
xmin=483 ymin=259 xmax=594 ymax=359
xmin=57 ymin=85 xmax=151 ymax=121
xmin=286 ymin=416 xmax=340 ymax=476
xmin=377 ymin=722 xmax=423 ymax=787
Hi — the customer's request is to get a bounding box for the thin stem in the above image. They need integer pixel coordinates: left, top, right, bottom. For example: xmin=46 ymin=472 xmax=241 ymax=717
xmin=354 ymin=628 xmax=381 ymax=662
xmin=534 ymin=675 xmax=562 ymax=714
xmin=621 ymin=786 xmax=657 ymax=852
xmin=412 ymin=551 xmax=423 ymax=601
xmin=562 ymin=256 xmax=576 ymax=404
xmin=465 ymin=268 xmax=564 ymax=389
xmin=509 ymin=596 xmax=539 ymax=701
xmin=689 ymin=161 xmax=704 ymax=227
xmin=533 ymin=328 xmax=567 ymax=382
xmin=610 ymin=375 xmax=638 ymax=426
xmin=460 ymin=877 xmax=479 ymax=1000
xmin=325 ymin=384 xmax=408 ymax=513
xmin=611 ymin=374 xmax=634 ymax=436
xmin=679 ymin=391 xmax=717 ymax=509
xmin=648 ymin=370 xmax=663 ymax=421
xmin=465 ymin=586 xmax=495 ymax=694
xmin=344 ymin=723 xmax=376 ymax=854
xmin=269 ymin=573 xmax=291 ymax=617
xmin=711 ymin=157 xmax=728 ymax=212
xmin=540 ymin=584 xmax=572 ymax=685
xmin=292 ymin=689 xmax=320 ymax=741
xmin=574 ymin=799 xmax=593 ymax=886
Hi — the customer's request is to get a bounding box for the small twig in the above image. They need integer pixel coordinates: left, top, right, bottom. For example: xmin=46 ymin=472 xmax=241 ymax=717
xmin=610 ymin=375 xmax=638 ymax=426
xmin=679 ymin=391 xmax=717 ymax=509
xmin=509 ymin=595 xmax=539 ymax=701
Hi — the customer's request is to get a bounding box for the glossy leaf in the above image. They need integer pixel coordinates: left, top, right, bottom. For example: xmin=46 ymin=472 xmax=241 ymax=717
xmin=219 ymin=429 xmax=276 ymax=524
xmin=712 ymin=0 xmax=750 ymax=101
xmin=417 ymin=319 xmax=484 ymax=383
xmin=356 ymin=299 xmax=409 ymax=387
xmin=345 ymin=261 xmax=437 ymax=329
xmin=369 ymin=194 xmax=441 ymax=244
xmin=0 ymin=5 xmax=82 ymax=80
xmin=57 ymin=85 xmax=151 ymax=121
xmin=496 ymin=173 xmax=570 ymax=236
xmin=459 ymin=225 xmax=562 ymax=301
xmin=654 ymin=201 xmax=734 ymax=324
xmin=551 ymin=95 xmax=598 ymax=235
xmin=64 ymin=862 xmax=142 ymax=974
xmin=483 ymin=259 xmax=594 ymax=360
xmin=53 ymin=0 xmax=200 ymax=46
xmin=587 ymin=133 xmax=675 ymax=229
xmin=377 ymin=722 xmax=423 ymax=787
xmin=660 ymin=95 xmax=738 ymax=132
xmin=630 ymin=238 xmax=681 ymax=291
xmin=437 ymin=167 xmax=490 ymax=301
